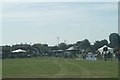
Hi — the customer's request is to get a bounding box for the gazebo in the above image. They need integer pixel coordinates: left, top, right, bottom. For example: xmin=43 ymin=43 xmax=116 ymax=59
xmin=66 ymin=46 xmax=79 ymax=58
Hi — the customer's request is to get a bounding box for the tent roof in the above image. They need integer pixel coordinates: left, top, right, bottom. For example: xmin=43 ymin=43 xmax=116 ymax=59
xmin=67 ymin=46 xmax=78 ymax=51
xmin=12 ymin=49 xmax=26 ymax=53
xmin=98 ymin=45 xmax=113 ymax=50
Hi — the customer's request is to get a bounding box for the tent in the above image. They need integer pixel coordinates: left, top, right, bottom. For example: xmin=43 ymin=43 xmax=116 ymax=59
xmin=12 ymin=49 xmax=26 ymax=53
xmin=66 ymin=46 xmax=78 ymax=51
xmin=98 ymin=45 xmax=113 ymax=53
xmin=66 ymin=46 xmax=79 ymax=58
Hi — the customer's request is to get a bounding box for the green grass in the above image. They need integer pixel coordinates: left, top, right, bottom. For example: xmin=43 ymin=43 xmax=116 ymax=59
xmin=2 ymin=57 xmax=118 ymax=78
xmin=0 ymin=59 xmax=2 ymax=79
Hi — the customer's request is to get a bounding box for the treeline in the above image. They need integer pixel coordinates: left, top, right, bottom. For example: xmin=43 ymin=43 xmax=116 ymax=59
xmin=1 ymin=33 xmax=120 ymax=58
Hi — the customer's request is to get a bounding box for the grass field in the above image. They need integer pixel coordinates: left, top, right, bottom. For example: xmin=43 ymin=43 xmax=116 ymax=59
xmin=0 ymin=60 xmax=2 ymax=79
xmin=2 ymin=57 xmax=118 ymax=78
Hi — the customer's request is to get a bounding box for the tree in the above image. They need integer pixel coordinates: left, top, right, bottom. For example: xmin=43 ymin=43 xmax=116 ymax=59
xmin=81 ymin=39 xmax=91 ymax=50
xmin=32 ymin=43 xmax=49 ymax=54
xmin=93 ymin=39 xmax=108 ymax=50
xmin=49 ymin=46 xmax=59 ymax=50
xmin=2 ymin=45 xmax=12 ymax=53
xmin=108 ymin=33 xmax=120 ymax=48
xmin=2 ymin=45 xmax=12 ymax=58
xmin=75 ymin=39 xmax=91 ymax=50
xmin=76 ymin=41 xmax=82 ymax=45
xmin=58 ymin=43 xmax=68 ymax=50
xmin=43 ymin=44 xmax=48 ymax=47
xmin=68 ymin=44 xmax=74 ymax=48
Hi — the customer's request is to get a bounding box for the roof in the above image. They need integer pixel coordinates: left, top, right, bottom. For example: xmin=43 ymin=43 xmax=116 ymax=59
xmin=66 ymin=46 xmax=78 ymax=51
xmin=12 ymin=49 xmax=26 ymax=53
xmin=98 ymin=45 xmax=113 ymax=50
xmin=98 ymin=45 xmax=113 ymax=53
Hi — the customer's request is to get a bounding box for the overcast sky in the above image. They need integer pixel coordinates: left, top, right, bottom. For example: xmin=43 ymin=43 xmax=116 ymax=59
xmin=1 ymin=2 xmax=118 ymax=46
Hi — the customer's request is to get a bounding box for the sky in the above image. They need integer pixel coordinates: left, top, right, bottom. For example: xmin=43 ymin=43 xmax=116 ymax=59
xmin=0 ymin=0 xmax=119 ymax=2
xmin=1 ymin=2 xmax=118 ymax=46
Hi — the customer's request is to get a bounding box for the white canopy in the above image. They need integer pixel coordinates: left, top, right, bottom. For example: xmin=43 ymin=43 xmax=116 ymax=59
xmin=98 ymin=45 xmax=112 ymax=50
xmin=98 ymin=45 xmax=113 ymax=53
xmin=12 ymin=49 xmax=26 ymax=53
xmin=67 ymin=46 xmax=78 ymax=51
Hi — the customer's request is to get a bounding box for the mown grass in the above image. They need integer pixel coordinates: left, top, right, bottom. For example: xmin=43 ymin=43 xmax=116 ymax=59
xmin=0 ymin=59 xmax=2 ymax=79
xmin=2 ymin=57 xmax=118 ymax=78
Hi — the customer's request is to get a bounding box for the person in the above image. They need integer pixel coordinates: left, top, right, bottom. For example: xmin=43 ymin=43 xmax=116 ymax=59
xmin=108 ymin=51 xmax=113 ymax=61
xmin=82 ymin=52 xmax=86 ymax=60
xmin=27 ymin=54 xmax=31 ymax=58
xmin=117 ymin=50 xmax=120 ymax=61
xmin=96 ymin=51 xmax=103 ymax=61
xmin=118 ymin=52 xmax=120 ymax=61
xmin=104 ymin=52 xmax=108 ymax=61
